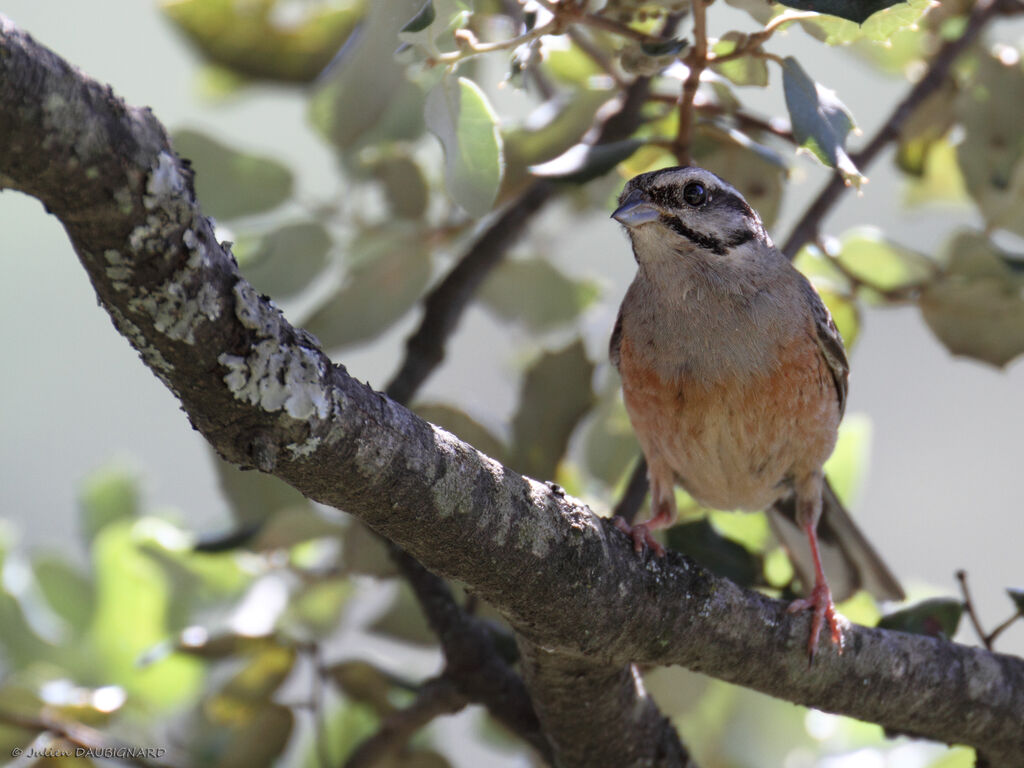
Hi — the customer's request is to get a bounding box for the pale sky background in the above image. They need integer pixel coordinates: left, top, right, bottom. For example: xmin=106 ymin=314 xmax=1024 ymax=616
xmin=1 ymin=0 xmax=1022 ymax=700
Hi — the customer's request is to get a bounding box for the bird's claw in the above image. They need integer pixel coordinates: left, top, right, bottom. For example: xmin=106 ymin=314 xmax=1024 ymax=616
xmin=788 ymin=582 xmax=845 ymax=663
xmin=613 ymin=516 xmax=666 ymax=557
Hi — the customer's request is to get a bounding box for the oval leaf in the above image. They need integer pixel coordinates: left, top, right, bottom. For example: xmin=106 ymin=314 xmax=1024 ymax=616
xmin=172 ymin=129 xmax=293 ymax=219
xmin=478 ymin=258 xmax=599 ymax=332
xmin=835 ymin=228 xmax=937 ymax=293
xmin=426 ymin=75 xmax=504 ymax=217
xmin=781 ymin=58 xmax=864 ymax=186
xmin=878 ymin=598 xmax=964 ymax=639
xmin=235 ymin=221 xmax=332 ymax=298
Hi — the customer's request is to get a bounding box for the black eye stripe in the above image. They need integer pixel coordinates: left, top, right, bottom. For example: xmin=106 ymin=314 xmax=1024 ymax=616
xmin=660 ymin=214 xmax=727 ymax=256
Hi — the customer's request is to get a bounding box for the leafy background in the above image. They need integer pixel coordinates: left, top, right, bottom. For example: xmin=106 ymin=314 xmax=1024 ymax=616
xmin=2 ymin=0 xmax=1024 ymax=766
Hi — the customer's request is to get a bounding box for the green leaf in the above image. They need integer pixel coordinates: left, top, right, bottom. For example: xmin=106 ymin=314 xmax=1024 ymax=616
xmin=781 ymin=57 xmax=864 ymax=186
xmin=160 ymin=0 xmax=363 ymax=83
xmin=235 ymin=221 xmax=332 ymax=298
xmin=711 ymin=33 xmax=768 ymax=87
xmin=369 ymin=582 xmax=436 ymax=647
xmin=795 ymin=0 xmax=933 ymax=44
xmin=919 ymin=231 xmax=1024 ymax=367
xmin=478 ymin=258 xmax=599 ymax=332
xmin=413 ymin=403 xmax=507 ymax=464
xmin=815 ymin=286 xmax=860 ymax=349
xmin=1006 ymin=587 xmax=1024 ymax=613
xmin=213 ymin=451 xmax=312 ymax=526
xmin=222 ymin=644 xmax=297 ymax=700
xmin=824 ymin=413 xmax=872 ymax=506
xmin=877 ymin=597 xmax=964 ymax=638
xmin=32 ymin=557 xmax=94 ymax=636
xmin=198 ymin=699 xmax=293 ymax=768
xmin=666 ymin=518 xmax=762 ymax=588
xmin=369 ymin=154 xmax=430 ymax=219
xmin=327 ymin=660 xmax=398 ymax=715
xmin=835 ymin=228 xmax=937 ymax=293
xmin=172 ymin=129 xmax=293 ymax=219
xmin=401 ymin=0 xmax=436 ymax=33
xmin=304 ymin=227 xmax=432 ymax=350
xmin=78 ymin=462 xmax=140 ymax=542
xmin=425 ymin=75 xmax=504 ymax=218
xmin=510 ymin=340 xmax=595 ymax=480
xmin=776 ymin=0 xmax=905 ymax=24
xmin=531 ymin=139 xmax=644 ymax=184
xmin=309 ymin=0 xmax=424 ymax=150
xmin=955 ymin=51 xmax=1024 ymax=237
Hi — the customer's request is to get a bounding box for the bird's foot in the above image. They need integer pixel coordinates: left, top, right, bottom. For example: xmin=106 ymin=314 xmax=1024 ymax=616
xmin=788 ymin=582 xmax=846 ymax=662
xmin=612 ymin=516 xmax=666 ymax=557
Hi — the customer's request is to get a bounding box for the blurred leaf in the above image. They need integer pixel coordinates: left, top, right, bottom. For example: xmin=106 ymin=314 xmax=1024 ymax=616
xmin=251 ymin=507 xmax=344 ymax=551
xmin=501 ymin=89 xmax=614 ymax=196
xmin=304 ymin=227 xmax=432 ymax=349
xmin=172 ymin=129 xmax=293 ymax=219
xmin=161 ymin=0 xmax=362 ymax=82
xmin=399 ymin=752 xmax=454 ymax=768
xmin=89 ymin=520 xmax=203 ymax=708
xmin=32 ymin=557 xmax=94 ymax=636
xmin=795 ymin=0 xmax=933 ymax=43
xmin=285 ymin=578 xmax=352 ymax=635
xmin=413 ymin=404 xmax=507 ymax=464
xmin=666 ymin=518 xmax=762 ymax=588
xmin=904 ymin=137 xmax=969 ymax=206
xmin=327 ymin=660 xmax=397 ymax=715
xmin=213 ymin=452 xmax=312 ymax=525
xmin=200 ymin=699 xmax=293 ymax=768
xmin=78 ymin=462 xmax=139 ymax=542
xmin=543 ymin=39 xmax=605 ymax=84
xmin=511 ymin=340 xmax=595 ymax=480
xmin=402 ymin=0 xmax=436 ymax=33
xmin=956 ymin=50 xmax=1024 ymax=237
xmin=340 ymin=519 xmax=398 ymax=577
xmin=824 ymin=414 xmax=872 ymax=508
xmin=928 ymin=747 xmax=978 ymax=768
xmin=777 ymin=0 xmax=905 ymax=24
xmin=369 ymin=582 xmax=435 ymax=647
xmin=835 ymin=228 xmax=937 ymax=293
xmin=426 ymin=75 xmax=504 ymax=218
xmin=173 ymin=629 xmax=279 ymax=659
xmin=781 ymin=58 xmax=864 ymax=185
xmin=478 ymin=258 xmax=598 ymax=333
xmin=310 ymin=0 xmax=424 ymax=150
xmin=1007 ymin=587 xmax=1024 ymax=613
xmin=581 ymin=391 xmax=639 ymax=489
xmin=532 ymin=139 xmax=644 ymax=184
xmin=235 ymin=222 xmax=332 ymax=298
xmin=709 ymin=510 xmax=772 ymax=554
xmin=919 ymin=231 xmax=1024 ymax=367
xmin=369 ymin=154 xmax=430 ymax=219
xmin=711 ymin=33 xmax=768 ymax=86
xmin=895 ymin=80 xmax=957 ymax=176
xmin=877 ymin=597 xmax=963 ymax=638
xmin=223 ymin=644 xmax=297 ymax=700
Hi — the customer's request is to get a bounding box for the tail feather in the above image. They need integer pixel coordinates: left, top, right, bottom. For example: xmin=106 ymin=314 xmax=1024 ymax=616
xmin=768 ymin=478 xmax=904 ymax=603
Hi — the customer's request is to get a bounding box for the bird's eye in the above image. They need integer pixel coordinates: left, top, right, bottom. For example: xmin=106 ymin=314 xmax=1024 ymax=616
xmin=682 ymin=182 xmax=707 ymax=207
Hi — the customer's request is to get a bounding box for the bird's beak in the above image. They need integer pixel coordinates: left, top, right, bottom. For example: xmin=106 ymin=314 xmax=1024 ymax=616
xmin=611 ymin=189 xmax=661 ymax=228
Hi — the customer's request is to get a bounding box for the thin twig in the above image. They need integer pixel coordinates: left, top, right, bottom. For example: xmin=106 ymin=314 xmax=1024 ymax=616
xmin=343 ymin=676 xmax=466 ymax=768
xmin=675 ymin=0 xmax=709 ymax=163
xmin=780 ymin=0 xmax=1014 ymax=259
xmin=709 ymin=11 xmax=819 ymax=64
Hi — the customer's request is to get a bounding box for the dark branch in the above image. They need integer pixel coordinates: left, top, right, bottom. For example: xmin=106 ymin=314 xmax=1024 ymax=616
xmin=780 ymin=0 xmax=1014 ymax=259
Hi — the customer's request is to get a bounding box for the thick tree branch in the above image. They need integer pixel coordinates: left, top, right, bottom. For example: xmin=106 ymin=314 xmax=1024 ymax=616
xmin=3 ymin=15 xmax=1024 ymax=767
xmin=780 ymin=0 xmax=1015 ymax=259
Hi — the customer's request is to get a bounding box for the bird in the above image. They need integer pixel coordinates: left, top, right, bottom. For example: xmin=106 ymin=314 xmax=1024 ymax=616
xmin=608 ymin=165 xmax=904 ymax=659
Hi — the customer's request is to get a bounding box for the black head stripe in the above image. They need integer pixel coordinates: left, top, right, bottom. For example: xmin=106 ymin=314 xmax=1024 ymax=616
xmin=660 ymin=214 xmax=726 ymax=256
xmin=712 ymin=190 xmax=758 ymax=221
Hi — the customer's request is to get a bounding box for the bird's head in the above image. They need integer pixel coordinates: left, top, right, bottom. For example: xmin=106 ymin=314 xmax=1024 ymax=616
xmin=612 ymin=166 xmax=772 ymax=268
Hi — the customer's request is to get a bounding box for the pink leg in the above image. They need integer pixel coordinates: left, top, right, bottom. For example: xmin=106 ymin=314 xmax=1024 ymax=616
xmin=614 ymin=466 xmax=676 ymax=557
xmin=787 ymin=476 xmax=844 ymax=661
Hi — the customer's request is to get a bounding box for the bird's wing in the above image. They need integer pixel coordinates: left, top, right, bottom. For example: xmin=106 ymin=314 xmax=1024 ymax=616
xmin=800 ymin=277 xmax=849 ymax=417
xmin=609 ymin=307 xmax=624 ymax=370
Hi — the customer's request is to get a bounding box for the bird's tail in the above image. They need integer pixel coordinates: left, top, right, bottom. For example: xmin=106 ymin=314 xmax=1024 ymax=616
xmin=768 ymin=478 xmax=904 ymax=603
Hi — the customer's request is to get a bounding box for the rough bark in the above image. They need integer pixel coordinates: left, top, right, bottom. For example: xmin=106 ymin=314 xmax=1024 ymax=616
xmin=2 ymin=16 xmax=1024 ymax=767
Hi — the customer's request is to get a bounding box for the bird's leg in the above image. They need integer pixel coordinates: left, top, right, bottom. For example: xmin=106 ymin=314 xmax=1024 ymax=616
xmin=613 ymin=468 xmax=676 ymax=557
xmin=787 ymin=476 xmax=844 ymax=660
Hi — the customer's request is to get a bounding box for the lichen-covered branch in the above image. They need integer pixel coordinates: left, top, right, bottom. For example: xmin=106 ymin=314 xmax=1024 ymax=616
xmin=3 ymin=15 xmax=1024 ymax=767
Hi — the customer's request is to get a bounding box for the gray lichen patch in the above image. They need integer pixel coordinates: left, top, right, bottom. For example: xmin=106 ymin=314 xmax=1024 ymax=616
xmin=219 ymin=281 xmax=330 ymax=422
